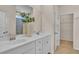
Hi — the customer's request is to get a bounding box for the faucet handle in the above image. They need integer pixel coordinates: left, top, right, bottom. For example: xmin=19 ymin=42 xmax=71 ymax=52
xmin=3 ymin=31 xmax=8 ymax=34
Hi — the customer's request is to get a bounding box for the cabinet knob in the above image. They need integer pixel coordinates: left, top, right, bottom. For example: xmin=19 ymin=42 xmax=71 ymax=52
xmin=46 ymin=41 xmax=48 ymax=44
xmin=3 ymin=31 xmax=8 ymax=34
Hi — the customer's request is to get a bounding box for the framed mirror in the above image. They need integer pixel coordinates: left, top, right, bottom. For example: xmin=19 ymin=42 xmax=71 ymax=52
xmin=16 ymin=5 xmax=33 ymax=35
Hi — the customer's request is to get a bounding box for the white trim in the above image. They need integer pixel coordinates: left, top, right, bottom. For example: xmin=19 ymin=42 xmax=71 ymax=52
xmin=59 ymin=12 xmax=75 ymax=16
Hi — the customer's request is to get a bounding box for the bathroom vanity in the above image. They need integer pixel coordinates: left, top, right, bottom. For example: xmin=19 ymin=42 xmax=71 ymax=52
xmin=0 ymin=33 xmax=51 ymax=54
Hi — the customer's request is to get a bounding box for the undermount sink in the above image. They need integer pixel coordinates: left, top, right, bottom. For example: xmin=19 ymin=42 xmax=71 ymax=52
xmin=0 ymin=34 xmax=33 ymax=45
xmin=0 ymin=33 xmax=43 ymax=45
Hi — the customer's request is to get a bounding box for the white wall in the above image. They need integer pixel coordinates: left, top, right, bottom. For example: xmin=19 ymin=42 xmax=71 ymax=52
xmin=41 ymin=5 xmax=55 ymax=53
xmin=0 ymin=5 xmax=16 ymax=37
xmin=32 ymin=5 xmax=42 ymax=33
xmin=59 ymin=5 xmax=79 ymax=15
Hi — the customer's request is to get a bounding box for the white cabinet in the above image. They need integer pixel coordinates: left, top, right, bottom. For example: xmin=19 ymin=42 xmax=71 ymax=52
xmin=23 ymin=48 xmax=35 ymax=54
xmin=36 ymin=35 xmax=51 ymax=54
xmin=36 ymin=39 xmax=43 ymax=54
xmin=42 ymin=36 xmax=51 ymax=54
xmin=1 ymin=33 xmax=51 ymax=54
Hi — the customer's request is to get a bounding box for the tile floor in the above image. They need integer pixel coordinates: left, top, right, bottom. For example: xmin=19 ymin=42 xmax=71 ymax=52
xmin=55 ymin=40 xmax=79 ymax=54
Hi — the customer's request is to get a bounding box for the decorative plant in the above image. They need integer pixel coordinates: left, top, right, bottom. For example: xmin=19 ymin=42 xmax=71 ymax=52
xmin=20 ymin=12 xmax=35 ymax=23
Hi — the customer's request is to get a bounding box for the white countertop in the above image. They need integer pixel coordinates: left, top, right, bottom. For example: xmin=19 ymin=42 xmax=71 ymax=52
xmin=0 ymin=33 xmax=51 ymax=53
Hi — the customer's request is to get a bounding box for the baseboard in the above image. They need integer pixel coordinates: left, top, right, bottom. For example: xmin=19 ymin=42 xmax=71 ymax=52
xmin=61 ymin=39 xmax=73 ymax=42
xmin=73 ymin=46 xmax=79 ymax=50
xmin=50 ymin=50 xmax=54 ymax=54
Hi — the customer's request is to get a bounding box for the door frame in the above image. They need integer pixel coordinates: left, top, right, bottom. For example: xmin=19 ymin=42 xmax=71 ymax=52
xmin=59 ymin=12 xmax=74 ymax=47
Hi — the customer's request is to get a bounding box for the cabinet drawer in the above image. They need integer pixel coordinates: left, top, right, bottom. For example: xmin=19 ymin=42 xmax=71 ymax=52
xmin=2 ymin=41 xmax=35 ymax=54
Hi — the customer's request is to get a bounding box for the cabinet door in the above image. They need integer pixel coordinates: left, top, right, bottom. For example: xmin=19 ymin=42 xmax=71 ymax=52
xmin=42 ymin=36 xmax=51 ymax=54
xmin=36 ymin=39 xmax=43 ymax=54
xmin=23 ymin=48 xmax=35 ymax=54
